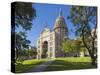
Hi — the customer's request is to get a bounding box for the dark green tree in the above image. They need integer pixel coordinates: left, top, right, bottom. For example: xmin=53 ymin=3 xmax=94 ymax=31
xmin=15 ymin=31 xmax=31 ymax=61
xmin=28 ymin=49 xmax=37 ymax=59
xmin=11 ymin=2 xmax=36 ymax=63
xmin=68 ymin=6 xmax=97 ymax=65
xmin=12 ymin=2 xmax=36 ymax=30
xmin=17 ymin=50 xmax=28 ymax=64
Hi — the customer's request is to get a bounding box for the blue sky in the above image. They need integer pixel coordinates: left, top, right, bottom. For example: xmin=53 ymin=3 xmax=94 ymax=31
xmin=25 ymin=3 xmax=76 ymax=46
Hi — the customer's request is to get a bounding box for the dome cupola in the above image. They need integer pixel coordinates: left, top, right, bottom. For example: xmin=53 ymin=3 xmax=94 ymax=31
xmin=54 ymin=8 xmax=67 ymax=30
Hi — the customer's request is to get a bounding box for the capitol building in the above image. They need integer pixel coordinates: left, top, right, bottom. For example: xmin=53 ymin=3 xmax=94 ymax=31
xmin=37 ymin=9 xmax=68 ymax=59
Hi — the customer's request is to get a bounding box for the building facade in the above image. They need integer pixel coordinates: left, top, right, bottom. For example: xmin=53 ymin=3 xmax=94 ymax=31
xmin=37 ymin=9 xmax=68 ymax=59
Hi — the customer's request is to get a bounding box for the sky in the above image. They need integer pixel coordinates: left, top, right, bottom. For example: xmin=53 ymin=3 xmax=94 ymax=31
xmin=22 ymin=3 xmax=76 ymax=46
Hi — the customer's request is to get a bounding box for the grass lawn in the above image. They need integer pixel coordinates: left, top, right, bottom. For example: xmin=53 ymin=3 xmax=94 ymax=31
xmin=46 ymin=57 xmax=97 ymax=71
xmin=15 ymin=59 xmax=47 ymax=73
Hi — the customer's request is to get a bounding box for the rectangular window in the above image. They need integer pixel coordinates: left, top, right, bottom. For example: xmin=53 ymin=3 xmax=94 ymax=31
xmin=50 ymin=47 xmax=52 ymax=51
xmin=50 ymin=34 xmax=53 ymax=40
xmin=50 ymin=36 xmax=52 ymax=40
xmin=50 ymin=42 xmax=53 ymax=46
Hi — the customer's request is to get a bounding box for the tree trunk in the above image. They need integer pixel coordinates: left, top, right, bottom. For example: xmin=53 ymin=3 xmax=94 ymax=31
xmin=91 ymin=56 xmax=97 ymax=67
xmin=91 ymin=35 xmax=97 ymax=66
xmin=82 ymin=29 xmax=91 ymax=56
xmin=82 ymin=28 xmax=97 ymax=66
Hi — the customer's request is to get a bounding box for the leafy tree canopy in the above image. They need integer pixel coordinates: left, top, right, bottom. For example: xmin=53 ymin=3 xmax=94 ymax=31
xmin=13 ymin=2 xmax=36 ymax=30
xmin=68 ymin=6 xmax=97 ymax=65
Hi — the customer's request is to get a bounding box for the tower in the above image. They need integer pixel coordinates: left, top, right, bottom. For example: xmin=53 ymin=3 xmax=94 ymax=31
xmin=54 ymin=8 xmax=68 ymax=57
xmin=37 ymin=9 xmax=68 ymax=59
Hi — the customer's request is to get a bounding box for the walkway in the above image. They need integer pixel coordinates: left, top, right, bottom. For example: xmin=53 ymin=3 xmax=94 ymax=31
xmin=26 ymin=59 xmax=54 ymax=73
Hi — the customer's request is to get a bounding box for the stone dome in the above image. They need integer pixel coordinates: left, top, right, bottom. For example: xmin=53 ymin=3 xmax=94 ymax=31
xmin=54 ymin=16 xmax=67 ymax=29
xmin=54 ymin=9 xmax=67 ymax=30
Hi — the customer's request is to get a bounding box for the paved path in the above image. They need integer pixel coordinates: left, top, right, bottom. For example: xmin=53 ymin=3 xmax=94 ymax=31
xmin=26 ymin=59 xmax=54 ymax=73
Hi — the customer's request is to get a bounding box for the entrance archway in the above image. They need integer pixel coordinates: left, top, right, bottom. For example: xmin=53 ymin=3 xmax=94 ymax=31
xmin=42 ymin=41 xmax=48 ymax=58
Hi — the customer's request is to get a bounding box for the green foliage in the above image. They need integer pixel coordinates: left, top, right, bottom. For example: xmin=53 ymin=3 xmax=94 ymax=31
xmin=61 ymin=38 xmax=81 ymax=56
xmin=15 ymin=32 xmax=31 ymax=50
xmin=68 ymin=6 xmax=97 ymax=27
xmin=27 ymin=49 xmax=37 ymax=59
xmin=61 ymin=39 xmax=73 ymax=52
xmin=80 ymin=47 xmax=87 ymax=52
xmin=72 ymin=39 xmax=81 ymax=51
xmin=15 ymin=32 xmax=31 ymax=61
xmin=16 ymin=49 xmax=37 ymax=64
xmin=12 ymin=2 xmax=37 ymax=63
xmin=68 ymin=6 xmax=97 ymax=65
xmin=14 ymin=2 xmax=36 ymax=30
xmin=16 ymin=50 xmax=28 ymax=63
xmin=68 ymin=6 xmax=97 ymax=38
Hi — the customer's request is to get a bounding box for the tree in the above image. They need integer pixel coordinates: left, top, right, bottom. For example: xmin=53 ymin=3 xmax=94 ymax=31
xmin=17 ymin=50 xmax=28 ymax=64
xmin=61 ymin=39 xmax=74 ymax=53
xmin=80 ymin=47 xmax=88 ymax=56
xmin=61 ymin=38 xmax=81 ymax=57
xmin=68 ymin=6 xmax=97 ymax=65
xmin=11 ymin=2 xmax=36 ymax=63
xmin=28 ymin=49 xmax=37 ymax=59
xmin=12 ymin=2 xmax=36 ymax=30
xmin=15 ymin=31 xmax=31 ymax=61
xmin=72 ymin=39 xmax=81 ymax=57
